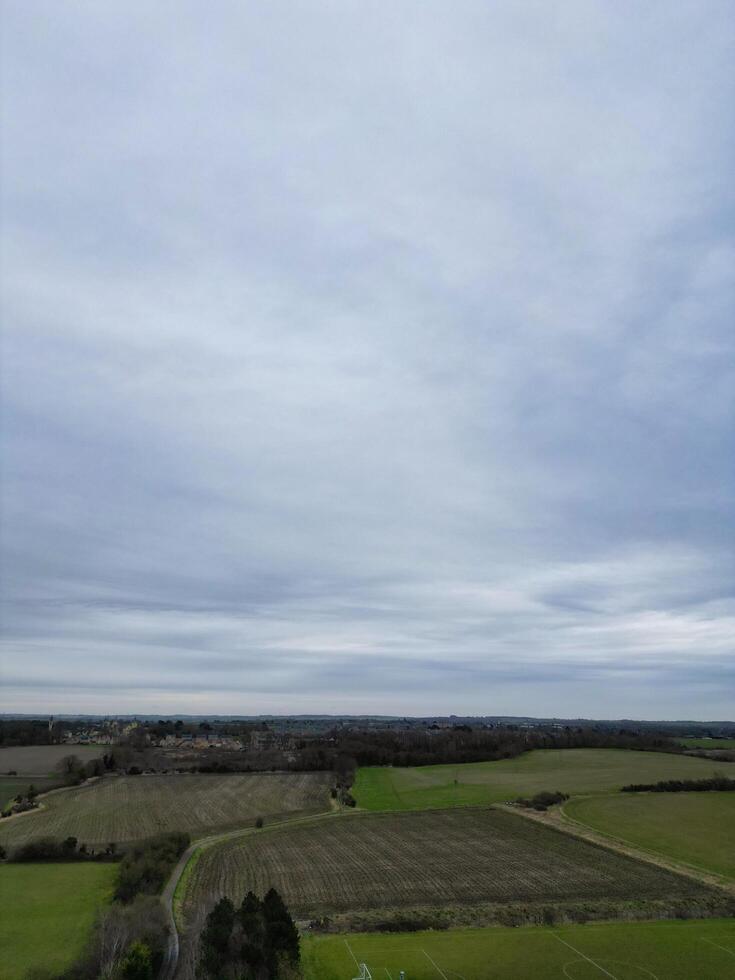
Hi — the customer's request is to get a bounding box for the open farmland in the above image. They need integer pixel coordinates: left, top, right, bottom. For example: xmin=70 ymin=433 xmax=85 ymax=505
xmin=354 ymin=748 xmax=731 ymax=811
xmin=303 ymin=918 xmax=735 ymax=980
xmin=678 ymin=737 xmax=735 ymax=749
xmin=565 ymin=792 xmax=735 ymax=880
xmin=0 ymin=744 xmax=105 ymax=775
xmin=0 ymin=771 xmax=332 ymax=849
xmin=0 ymin=862 xmax=116 ymax=980
xmin=0 ymin=775 xmax=56 ymax=808
xmin=182 ymin=807 xmax=712 ymax=925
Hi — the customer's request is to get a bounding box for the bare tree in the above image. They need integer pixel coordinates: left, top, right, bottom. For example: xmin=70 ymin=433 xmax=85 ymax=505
xmin=56 ymin=754 xmax=83 ymax=777
xmin=88 ymin=897 xmax=168 ymax=979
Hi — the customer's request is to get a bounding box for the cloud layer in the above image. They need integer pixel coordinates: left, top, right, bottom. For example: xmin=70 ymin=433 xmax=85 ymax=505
xmin=1 ymin=1 xmax=733 ymax=717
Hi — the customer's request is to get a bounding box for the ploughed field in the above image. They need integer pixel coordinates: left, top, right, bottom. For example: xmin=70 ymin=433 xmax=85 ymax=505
xmin=0 ymin=744 xmax=105 ymax=775
xmin=0 ymin=771 xmax=332 ymax=849
xmin=182 ymin=807 xmax=709 ymax=922
xmin=564 ymin=792 xmax=735 ymax=880
xmin=353 ymin=748 xmax=731 ymax=811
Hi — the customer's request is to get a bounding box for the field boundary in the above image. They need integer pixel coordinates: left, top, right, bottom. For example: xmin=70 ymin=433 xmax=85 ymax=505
xmin=561 ymin=796 xmax=735 ymax=886
xmin=0 ymin=774 xmax=105 ymax=824
xmin=503 ymin=801 xmax=735 ymax=896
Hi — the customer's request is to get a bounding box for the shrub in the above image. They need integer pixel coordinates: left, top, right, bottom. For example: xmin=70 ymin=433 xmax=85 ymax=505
xmin=621 ymin=776 xmax=735 ymax=793
xmin=120 ymin=941 xmax=154 ymax=980
xmin=11 ymin=837 xmax=76 ymax=862
xmin=114 ymin=831 xmax=189 ymax=902
xmin=516 ymin=790 xmax=569 ymax=811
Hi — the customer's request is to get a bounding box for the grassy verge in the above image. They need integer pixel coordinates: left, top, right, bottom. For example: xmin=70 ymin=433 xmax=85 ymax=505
xmin=173 ymin=846 xmax=202 ymax=930
xmin=564 ymin=792 xmax=735 ymax=880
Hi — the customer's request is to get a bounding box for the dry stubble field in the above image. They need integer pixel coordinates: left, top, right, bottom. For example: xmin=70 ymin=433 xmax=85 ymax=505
xmin=0 ymin=771 xmax=332 ymax=849
xmin=0 ymin=744 xmax=105 ymax=775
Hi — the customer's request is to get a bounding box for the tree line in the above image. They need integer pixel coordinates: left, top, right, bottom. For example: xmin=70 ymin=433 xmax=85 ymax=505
xmin=2 ymin=831 xmax=191 ymax=979
xmin=3 ymin=835 xmax=119 ymax=863
xmin=622 ymin=775 xmax=735 ymax=793
xmin=290 ymin=726 xmax=687 ymax=771
xmin=199 ymin=888 xmax=300 ymax=980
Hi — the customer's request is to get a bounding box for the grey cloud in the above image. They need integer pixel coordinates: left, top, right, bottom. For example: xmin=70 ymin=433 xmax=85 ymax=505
xmin=1 ymin=1 xmax=733 ymax=718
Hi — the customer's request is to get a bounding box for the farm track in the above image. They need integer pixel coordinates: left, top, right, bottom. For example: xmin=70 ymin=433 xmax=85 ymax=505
xmin=504 ymin=801 xmax=735 ymax=896
xmin=160 ymin=806 xmax=344 ymax=980
xmin=0 ymin=775 xmax=103 ymax=823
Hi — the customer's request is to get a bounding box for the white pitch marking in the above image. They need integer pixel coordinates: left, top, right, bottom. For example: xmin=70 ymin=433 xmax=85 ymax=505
xmin=384 ymin=970 xmax=393 ymax=979
xmin=422 ymin=948 xmax=450 ymax=980
xmin=703 ymin=937 xmax=735 ymax=957
xmin=551 ymin=933 xmax=621 ymax=980
xmin=344 ymin=939 xmax=359 ymax=966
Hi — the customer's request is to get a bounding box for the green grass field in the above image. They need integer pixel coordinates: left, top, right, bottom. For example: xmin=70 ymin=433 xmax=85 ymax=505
xmin=0 ymin=862 xmax=116 ymax=980
xmin=302 ymin=918 xmax=735 ymax=979
xmin=0 ymin=771 xmax=332 ymax=849
xmin=0 ymin=775 xmax=56 ymax=808
xmin=564 ymin=792 xmax=735 ymax=880
xmin=677 ymin=737 xmax=735 ymax=749
xmin=353 ymin=749 xmax=730 ymax=811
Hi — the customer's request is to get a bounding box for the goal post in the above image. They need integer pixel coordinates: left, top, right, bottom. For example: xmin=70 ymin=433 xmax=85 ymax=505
xmin=352 ymin=965 xmax=372 ymax=980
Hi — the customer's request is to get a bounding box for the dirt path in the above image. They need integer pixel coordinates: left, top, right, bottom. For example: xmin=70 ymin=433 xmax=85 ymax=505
xmin=500 ymin=801 xmax=735 ymax=896
xmin=159 ymin=804 xmax=344 ymax=980
xmin=0 ymin=775 xmax=105 ymax=825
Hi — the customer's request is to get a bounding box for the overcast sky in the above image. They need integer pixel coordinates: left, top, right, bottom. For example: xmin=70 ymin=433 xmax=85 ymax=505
xmin=1 ymin=2 xmax=733 ymax=719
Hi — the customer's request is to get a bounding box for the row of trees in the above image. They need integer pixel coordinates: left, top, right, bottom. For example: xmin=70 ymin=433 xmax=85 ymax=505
xmin=115 ymin=831 xmax=190 ymax=902
xmin=0 ymin=718 xmax=56 ymax=746
xmin=199 ymin=889 xmax=300 ymax=980
xmin=622 ymin=775 xmax=735 ymax=793
xmin=289 ymin=725 xmax=687 ymax=771
xmin=4 ymin=835 xmax=118 ymax=863
xmin=8 ymin=832 xmax=191 ymax=979
xmin=65 ymin=895 xmax=169 ymax=980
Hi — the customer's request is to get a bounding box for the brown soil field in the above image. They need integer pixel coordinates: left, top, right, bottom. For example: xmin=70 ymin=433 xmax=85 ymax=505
xmin=0 ymin=745 xmax=105 ymax=775
xmin=182 ymin=807 xmax=711 ymax=922
xmin=0 ymin=772 xmax=332 ymax=849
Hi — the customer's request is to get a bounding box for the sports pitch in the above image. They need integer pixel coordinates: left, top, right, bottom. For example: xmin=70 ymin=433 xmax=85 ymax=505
xmin=302 ymin=919 xmax=735 ymax=979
